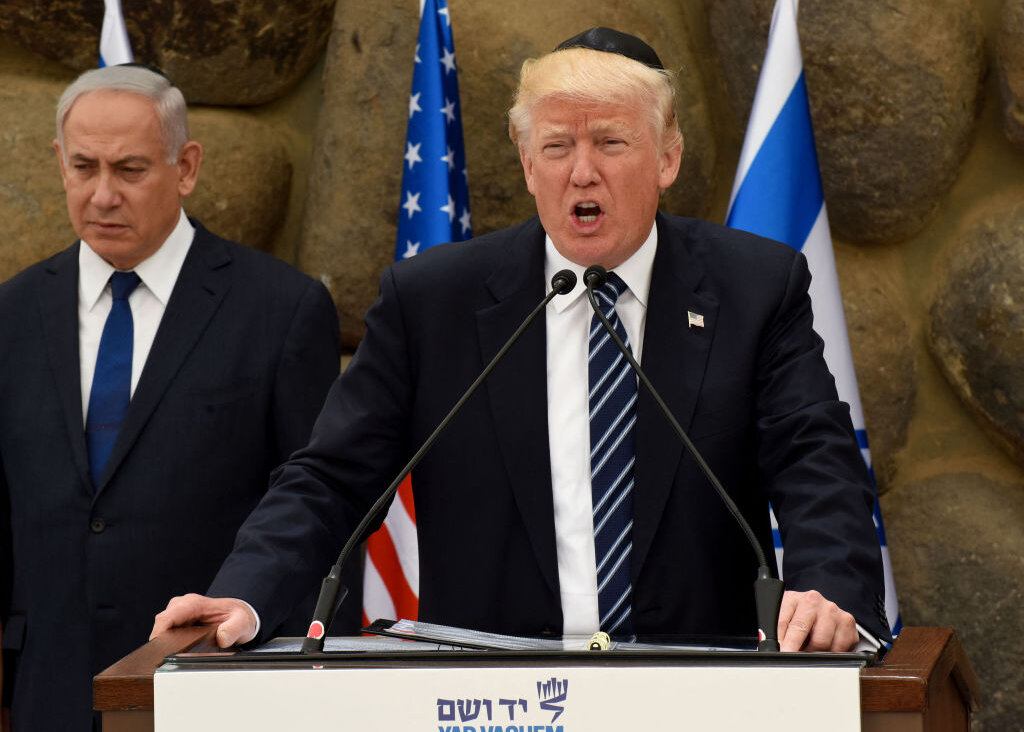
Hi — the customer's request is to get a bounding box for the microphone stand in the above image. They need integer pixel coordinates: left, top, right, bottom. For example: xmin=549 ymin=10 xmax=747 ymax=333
xmin=302 ymin=269 xmax=578 ymax=652
xmin=583 ymin=265 xmax=784 ymax=652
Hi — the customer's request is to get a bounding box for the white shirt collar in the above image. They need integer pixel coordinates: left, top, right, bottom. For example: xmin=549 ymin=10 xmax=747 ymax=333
xmin=544 ymin=221 xmax=658 ymax=313
xmin=79 ymin=209 xmax=195 ymax=308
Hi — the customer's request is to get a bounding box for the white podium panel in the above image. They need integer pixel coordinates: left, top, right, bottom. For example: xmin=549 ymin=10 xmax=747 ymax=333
xmin=155 ymin=660 xmax=861 ymax=731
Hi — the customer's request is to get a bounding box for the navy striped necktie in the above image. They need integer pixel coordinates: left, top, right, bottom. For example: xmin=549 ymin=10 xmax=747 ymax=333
xmin=588 ymin=271 xmax=636 ymax=635
xmin=86 ymin=270 xmax=141 ymax=485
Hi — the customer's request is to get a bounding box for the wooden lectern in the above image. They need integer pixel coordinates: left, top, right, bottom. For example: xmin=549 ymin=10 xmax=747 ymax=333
xmin=95 ymin=626 xmax=978 ymax=732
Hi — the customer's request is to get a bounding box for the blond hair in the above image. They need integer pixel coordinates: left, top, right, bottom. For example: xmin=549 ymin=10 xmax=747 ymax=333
xmin=508 ymin=47 xmax=682 ymax=154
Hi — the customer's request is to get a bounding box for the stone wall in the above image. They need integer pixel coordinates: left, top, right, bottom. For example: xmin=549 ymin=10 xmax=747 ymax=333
xmin=1 ymin=0 xmax=1022 ymax=727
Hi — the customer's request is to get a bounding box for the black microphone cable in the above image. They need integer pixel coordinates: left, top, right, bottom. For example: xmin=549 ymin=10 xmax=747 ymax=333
xmin=583 ymin=264 xmax=784 ymax=652
xmin=301 ymin=269 xmax=578 ymax=652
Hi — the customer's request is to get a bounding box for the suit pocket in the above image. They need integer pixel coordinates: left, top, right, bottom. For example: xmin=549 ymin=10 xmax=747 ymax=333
xmin=188 ymin=377 xmax=259 ymax=426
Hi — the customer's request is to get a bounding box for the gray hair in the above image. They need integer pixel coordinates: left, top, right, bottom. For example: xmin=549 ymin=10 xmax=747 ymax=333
xmin=56 ymin=65 xmax=189 ymax=164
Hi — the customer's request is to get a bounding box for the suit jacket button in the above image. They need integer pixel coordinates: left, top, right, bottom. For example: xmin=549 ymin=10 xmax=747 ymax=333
xmin=90 ymin=518 xmax=106 ymax=534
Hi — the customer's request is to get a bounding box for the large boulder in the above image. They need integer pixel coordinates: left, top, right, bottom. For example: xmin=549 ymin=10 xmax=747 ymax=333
xmin=882 ymin=472 xmax=1024 ymax=730
xmin=299 ymin=0 xmax=717 ymax=346
xmin=187 ymin=109 xmax=293 ymax=252
xmin=0 ymin=73 xmax=73 ymax=280
xmin=997 ymin=0 xmax=1024 ymax=149
xmin=835 ymin=243 xmax=915 ymax=490
xmin=929 ymin=197 xmax=1024 ymax=468
xmin=0 ymin=0 xmax=335 ymax=105
xmin=705 ymin=0 xmax=985 ymax=245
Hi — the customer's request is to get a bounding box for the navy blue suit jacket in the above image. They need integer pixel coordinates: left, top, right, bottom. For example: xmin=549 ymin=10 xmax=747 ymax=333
xmin=210 ymin=213 xmax=890 ymax=645
xmin=0 ymin=221 xmax=347 ymax=731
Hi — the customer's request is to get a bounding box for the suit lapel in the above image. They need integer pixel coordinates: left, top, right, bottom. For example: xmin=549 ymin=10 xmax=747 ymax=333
xmin=632 ymin=214 xmax=720 ymax=578
xmin=38 ymin=244 xmax=94 ymax=492
xmin=475 ymin=220 xmax=560 ymax=596
xmin=94 ymin=225 xmax=233 ymax=494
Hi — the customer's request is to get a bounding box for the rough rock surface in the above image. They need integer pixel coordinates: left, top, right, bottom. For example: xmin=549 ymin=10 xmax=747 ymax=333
xmin=299 ymin=0 xmax=716 ymax=346
xmin=705 ymin=0 xmax=985 ymax=245
xmin=882 ymin=473 xmax=1024 ymax=731
xmin=0 ymin=0 xmax=335 ymax=105
xmin=0 ymin=74 xmax=73 ymax=279
xmin=997 ymin=0 xmax=1024 ymax=149
xmin=0 ymin=73 xmax=292 ymax=283
xmin=929 ymin=198 xmax=1024 ymax=468
xmin=836 ymin=244 xmax=915 ymax=490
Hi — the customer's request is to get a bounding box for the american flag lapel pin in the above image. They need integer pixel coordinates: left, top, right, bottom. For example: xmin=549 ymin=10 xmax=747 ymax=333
xmin=687 ymin=311 xmax=705 ymax=329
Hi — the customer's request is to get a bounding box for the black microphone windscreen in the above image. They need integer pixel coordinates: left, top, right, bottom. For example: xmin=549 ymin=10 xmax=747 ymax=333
xmin=584 ymin=265 xmax=608 ymax=289
xmin=551 ymin=269 xmax=577 ymax=295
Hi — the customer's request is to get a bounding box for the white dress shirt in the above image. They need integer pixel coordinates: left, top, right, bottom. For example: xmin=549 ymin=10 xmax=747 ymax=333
xmin=544 ymin=223 xmax=658 ymax=635
xmin=78 ymin=210 xmax=194 ymax=423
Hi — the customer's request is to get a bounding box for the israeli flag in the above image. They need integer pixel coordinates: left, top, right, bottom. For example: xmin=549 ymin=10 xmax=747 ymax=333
xmin=726 ymin=0 xmax=902 ymax=637
xmin=99 ymin=0 xmax=133 ymax=67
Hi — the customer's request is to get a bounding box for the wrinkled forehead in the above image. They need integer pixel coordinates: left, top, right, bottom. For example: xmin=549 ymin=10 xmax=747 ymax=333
xmin=529 ymin=95 xmax=653 ymax=139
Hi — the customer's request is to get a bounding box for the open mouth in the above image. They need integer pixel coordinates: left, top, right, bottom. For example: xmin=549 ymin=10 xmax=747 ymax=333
xmin=574 ymin=202 xmax=602 ymax=223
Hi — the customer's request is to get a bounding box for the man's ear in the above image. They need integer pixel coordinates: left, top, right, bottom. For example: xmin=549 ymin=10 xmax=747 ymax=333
xmin=658 ymin=138 xmax=682 ymax=191
xmin=176 ymin=141 xmax=203 ymax=197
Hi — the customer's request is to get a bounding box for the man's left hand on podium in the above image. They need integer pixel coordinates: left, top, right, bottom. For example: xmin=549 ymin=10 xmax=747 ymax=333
xmin=777 ymin=589 xmax=858 ymax=652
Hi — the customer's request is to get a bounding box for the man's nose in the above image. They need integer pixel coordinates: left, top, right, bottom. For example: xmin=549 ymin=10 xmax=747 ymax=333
xmin=90 ymin=169 xmax=121 ymax=208
xmin=569 ymin=146 xmax=601 ymax=187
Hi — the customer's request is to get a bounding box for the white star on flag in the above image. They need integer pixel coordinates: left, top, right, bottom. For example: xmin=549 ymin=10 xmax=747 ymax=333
xmin=403 ymin=241 xmax=421 ymax=259
xmin=441 ymin=98 xmax=456 ymax=124
xmin=402 ymin=191 xmax=422 ymax=218
xmin=440 ymin=194 xmax=455 ymax=223
xmin=440 ymin=46 xmax=456 ymax=74
xmin=409 ymin=92 xmax=422 ymax=119
xmin=405 ymin=142 xmax=423 ymax=170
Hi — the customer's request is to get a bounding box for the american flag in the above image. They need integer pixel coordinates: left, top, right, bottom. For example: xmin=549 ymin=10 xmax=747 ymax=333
xmin=99 ymin=0 xmax=133 ymax=67
xmin=726 ymin=0 xmax=901 ymax=640
xmin=362 ymin=0 xmax=472 ymax=626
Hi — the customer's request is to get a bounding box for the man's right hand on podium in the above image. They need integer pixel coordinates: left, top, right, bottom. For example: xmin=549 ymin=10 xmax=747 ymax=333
xmin=151 ymin=594 xmax=258 ymax=648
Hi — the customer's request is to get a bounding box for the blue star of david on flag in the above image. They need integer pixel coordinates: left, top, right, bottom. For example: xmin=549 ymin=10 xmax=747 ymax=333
xmin=395 ymin=0 xmax=472 ymax=261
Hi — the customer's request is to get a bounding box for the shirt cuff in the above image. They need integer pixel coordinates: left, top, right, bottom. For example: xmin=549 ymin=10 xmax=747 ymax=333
xmin=237 ymin=598 xmax=261 ymax=644
xmin=854 ymin=622 xmax=882 ymax=653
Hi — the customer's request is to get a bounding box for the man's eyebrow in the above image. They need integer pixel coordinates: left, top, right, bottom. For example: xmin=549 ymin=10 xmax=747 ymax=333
xmin=67 ymin=153 xmax=152 ymax=165
xmin=537 ymin=125 xmax=571 ymax=139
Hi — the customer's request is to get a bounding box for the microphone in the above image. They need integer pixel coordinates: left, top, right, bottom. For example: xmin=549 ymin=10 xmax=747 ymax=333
xmin=583 ymin=265 xmax=785 ymax=652
xmin=302 ymin=268 xmax=578 ymax=652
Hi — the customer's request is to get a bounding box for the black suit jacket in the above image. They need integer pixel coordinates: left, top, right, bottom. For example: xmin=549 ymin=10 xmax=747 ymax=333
xmin=210 ymin=213 xmax=890 ymax=645
xmin=0 ymin=221 xmax=346 ymax=731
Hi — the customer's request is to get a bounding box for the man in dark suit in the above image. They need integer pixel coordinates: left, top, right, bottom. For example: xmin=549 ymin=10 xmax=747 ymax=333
xmin=0 ymin=65 xmax=348 ymax=730
xmin=153 ymin=29 xmax=890 ymax=652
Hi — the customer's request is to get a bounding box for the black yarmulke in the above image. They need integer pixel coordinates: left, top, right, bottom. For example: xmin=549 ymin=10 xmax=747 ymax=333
xmin=554 ymin=27 xmax=664 ymax=70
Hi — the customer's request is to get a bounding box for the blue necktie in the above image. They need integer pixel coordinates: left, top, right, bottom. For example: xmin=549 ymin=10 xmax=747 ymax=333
xmin=588 ymin=272 xmax=636 ymax=635
xmin=86 ymin=271 xmax=141 ymax=485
